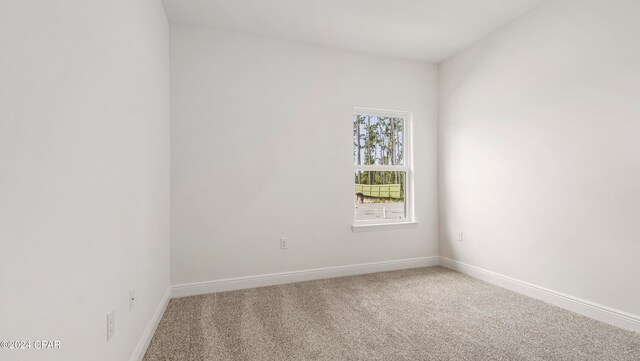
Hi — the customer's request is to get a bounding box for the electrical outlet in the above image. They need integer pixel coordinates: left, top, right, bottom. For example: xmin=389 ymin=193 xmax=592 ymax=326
xmin=456 ymin=230 xmax=463 ymax=242
xmin=106 ymin=311 xmax=115 ymax=341
xmin=129 ymin=290 xmax=135 ymax=311
xmin=280 ymin=237 xmax=288 ymax=249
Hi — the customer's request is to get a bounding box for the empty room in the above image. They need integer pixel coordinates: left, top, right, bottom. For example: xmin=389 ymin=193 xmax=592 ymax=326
xmin=2 ymin=0 xmax=640 ymax=360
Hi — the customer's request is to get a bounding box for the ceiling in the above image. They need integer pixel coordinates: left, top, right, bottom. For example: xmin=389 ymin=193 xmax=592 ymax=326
xmin=162 ymin=0 xmax=546 ymax=63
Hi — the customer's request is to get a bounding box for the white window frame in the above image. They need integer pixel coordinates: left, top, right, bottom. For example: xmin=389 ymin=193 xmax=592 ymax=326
xmin=352 ymin=107 xmax=415 ymax=228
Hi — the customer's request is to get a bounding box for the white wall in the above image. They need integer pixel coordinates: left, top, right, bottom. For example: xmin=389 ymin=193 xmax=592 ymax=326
xmin=439 ymin=0 xmax=640 ymax=317
xmin=170 ymin=25 xmax=438 ymax=286
xmin=0 ymin=1 xmax=171 ymax=360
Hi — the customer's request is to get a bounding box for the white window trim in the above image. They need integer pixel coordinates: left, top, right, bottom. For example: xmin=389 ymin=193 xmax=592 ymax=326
xmin=351 ymin=221 xmax=419 ymax=232
xmin=352 ymin=107 xmax=415 ymax=229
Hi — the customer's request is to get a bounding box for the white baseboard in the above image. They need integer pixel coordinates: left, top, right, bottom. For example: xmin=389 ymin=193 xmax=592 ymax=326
xmin=172 ymin=256 xmax=439 ymax=298
xmin=130 ymin=287 xmax=172 ymax=361
xmin=439 ymin=257 xmax=640 ymax=333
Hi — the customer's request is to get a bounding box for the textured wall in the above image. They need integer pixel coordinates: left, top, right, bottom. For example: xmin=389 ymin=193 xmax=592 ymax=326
xmin=439 ymin=0 xmax=640 ymax=317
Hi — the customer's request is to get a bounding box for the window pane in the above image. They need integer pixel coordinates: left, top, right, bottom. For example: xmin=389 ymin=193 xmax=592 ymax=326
xmin=354 ymin=171 xmax=406 ymax=221
xmin=353 ymin=115 xmax=404 ymax=166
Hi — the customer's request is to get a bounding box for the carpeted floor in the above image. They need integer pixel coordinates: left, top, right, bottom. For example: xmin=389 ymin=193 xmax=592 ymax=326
xmin=143 ymin=267 xmax=640 ymax=360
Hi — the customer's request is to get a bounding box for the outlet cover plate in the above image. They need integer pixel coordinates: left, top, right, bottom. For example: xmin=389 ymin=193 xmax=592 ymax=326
xmin=107 ymin=311 xmax=115 ymax=341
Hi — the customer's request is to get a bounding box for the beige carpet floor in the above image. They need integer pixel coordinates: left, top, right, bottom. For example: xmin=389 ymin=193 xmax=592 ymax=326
xmin=144 ymin=267 xmax=640 ymax=360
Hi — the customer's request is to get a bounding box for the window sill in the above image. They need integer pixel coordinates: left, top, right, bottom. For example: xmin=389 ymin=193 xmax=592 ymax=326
xmin=351 ymin=221 xmax=418 ymax=232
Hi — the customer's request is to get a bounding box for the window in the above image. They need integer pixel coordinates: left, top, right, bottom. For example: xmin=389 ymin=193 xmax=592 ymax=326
xmin=353 ymin=108 xmax=413 ymax=225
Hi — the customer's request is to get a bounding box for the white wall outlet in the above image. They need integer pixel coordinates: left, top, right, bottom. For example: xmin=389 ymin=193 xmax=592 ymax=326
xmin=129 ymin=290 xmax=135 ymax=311
xmin=456 ymin=230 xmax=463 ymax=242
xmin=280 ymin=237 xmax=288 ymax=249
xmin=106 ymin=311 xmax=115 ymax=341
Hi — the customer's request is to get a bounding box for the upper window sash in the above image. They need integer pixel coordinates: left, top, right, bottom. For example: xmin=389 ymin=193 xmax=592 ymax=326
xmin=353 ymin=108 xmax=409 ymax=168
